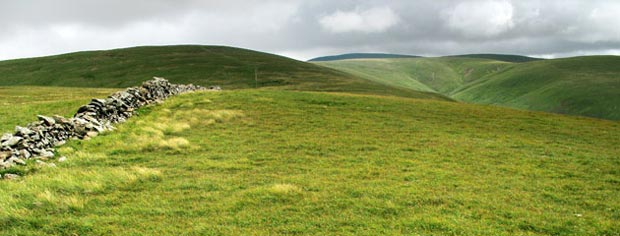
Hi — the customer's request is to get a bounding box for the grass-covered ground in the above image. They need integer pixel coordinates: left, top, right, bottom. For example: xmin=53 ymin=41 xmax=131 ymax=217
xmin=316 ymin=56 xmax=620 ymax=120
xmin=1 ymin=89 xmax=618 ymax=235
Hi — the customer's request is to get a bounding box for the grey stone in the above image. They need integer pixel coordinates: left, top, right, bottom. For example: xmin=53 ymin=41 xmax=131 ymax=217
xmin=39 ymin=151 xmax=55 ymax=158
xmin=19 ymin=149 xmax=31 ymax=159
xmin=37 ymin=115 xmax=56 ymax=125
xmin=14 ymin=126 xmax=34 ymax=135
xmin=2 ymin=136 xmax=22 ymax=147
xmin=1 ymin=133 xmax=12 ymax=142
xmin=8 ymin=157 xmax=26 ymax=165
xmin=58 ymin=156 xmax=67 ymax=162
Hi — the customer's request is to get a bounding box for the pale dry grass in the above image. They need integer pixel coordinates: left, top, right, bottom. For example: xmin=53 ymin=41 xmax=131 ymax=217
xmin=268 ymin=184 xmax=302 ymax=195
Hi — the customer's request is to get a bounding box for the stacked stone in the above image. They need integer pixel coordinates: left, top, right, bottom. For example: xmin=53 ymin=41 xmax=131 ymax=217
xmin=0 ymin=77 xmax=209 ymax=170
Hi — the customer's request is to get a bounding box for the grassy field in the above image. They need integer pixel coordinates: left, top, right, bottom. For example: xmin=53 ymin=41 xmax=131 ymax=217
xmin=316 ymin=56 xmax=620 ymax=120
xmin=0 ymin=45 xmax=447 ymax=101
xmin=1 ymin=89 xmax=618 ymax=235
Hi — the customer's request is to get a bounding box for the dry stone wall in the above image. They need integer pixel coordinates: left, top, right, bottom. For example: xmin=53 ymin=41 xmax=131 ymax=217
xmin=0 ymin=77 xmax=213 ymax=172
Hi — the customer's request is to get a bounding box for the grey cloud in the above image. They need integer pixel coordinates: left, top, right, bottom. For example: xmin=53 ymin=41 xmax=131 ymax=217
xmin=0 ymin=0 xmax=618 ymax=61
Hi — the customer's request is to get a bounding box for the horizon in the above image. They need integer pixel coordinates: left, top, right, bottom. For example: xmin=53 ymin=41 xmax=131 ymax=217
xmin=2 ymin=44 xmax=619 ymax=63
xmin=1 ymin=0 xmax=619 ymax=61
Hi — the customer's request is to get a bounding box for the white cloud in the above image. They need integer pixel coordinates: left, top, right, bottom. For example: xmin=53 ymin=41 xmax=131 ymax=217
xmin=581 ymin=2 xmax=620 ymax=42
xmin=443 ymin=0 xmax=515 ymax=38
xmin=0 ymin=0 xmax=620 ymax=61
xmin=319 ymin=6 xmax=400 ymax=33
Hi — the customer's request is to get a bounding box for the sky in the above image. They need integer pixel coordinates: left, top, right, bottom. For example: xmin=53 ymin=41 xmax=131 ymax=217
xmin=1 ymin=0 xmax=619 ymax=61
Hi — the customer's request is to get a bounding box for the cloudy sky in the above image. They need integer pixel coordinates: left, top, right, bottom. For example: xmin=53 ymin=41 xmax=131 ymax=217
xmin=1 ymin=0 xmax=619 ymax=61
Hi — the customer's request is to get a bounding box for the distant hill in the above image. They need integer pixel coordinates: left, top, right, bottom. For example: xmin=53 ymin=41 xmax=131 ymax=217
xmin=0 ymin=45 xmax=449 ymax=101
xmin=308 ymin=53 xmax=420 ymax=62
xmin=452 ymin=56 xmax=620 ymax=120
xmin=446 ymin=54 xmax=543 ymax=63
xmin=315 ymin=55 xmax=620 ymax=120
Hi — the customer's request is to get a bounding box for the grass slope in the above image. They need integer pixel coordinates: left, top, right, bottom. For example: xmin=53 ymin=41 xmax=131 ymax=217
xmin=453 ymin=56 xmax=620 ymax=120
xmin=315 ymin=57 xmax=510 ymax=94
xmin=315 ymin=56 xmax=620 ymax=120
xmin=0 ymin=45 xmax=447 ymax=101
xmin=1 ymin=90 xmax=619 ymax=235
xmin=309 ymin=53 xmax=420 ymax=62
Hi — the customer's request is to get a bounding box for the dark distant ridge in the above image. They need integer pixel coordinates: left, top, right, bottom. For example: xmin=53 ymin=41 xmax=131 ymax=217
xmin=308 ymin=53 xmax=420 ymax=62
xmin=446 ymin=54 xmax=543 ymax=63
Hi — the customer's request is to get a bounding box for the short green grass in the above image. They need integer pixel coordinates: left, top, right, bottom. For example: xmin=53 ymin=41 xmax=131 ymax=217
xmin=1 ymin=90 xmax=618 ymax=235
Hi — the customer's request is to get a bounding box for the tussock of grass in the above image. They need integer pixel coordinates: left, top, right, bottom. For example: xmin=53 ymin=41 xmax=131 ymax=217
xmin=268 ymin=184 xmax=302 ymax=195
xmin=157 ymin=137 xmax=191 ymax=150
xmin=175 ymin=109 xmax=245 ymax=126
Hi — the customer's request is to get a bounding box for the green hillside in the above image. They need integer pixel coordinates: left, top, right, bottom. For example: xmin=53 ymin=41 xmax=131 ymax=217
xmin=315 ymin=57 xmax=511 ymax=94
xmin=452 ymin=56 xmax=620 ymax=120
xmin=0 ymin=45 xmax=447 ymax=101
xmin=315 ymin=56 xmax=620 ymax=120
xmin=1 ymin=89 xmax=618 ymax=235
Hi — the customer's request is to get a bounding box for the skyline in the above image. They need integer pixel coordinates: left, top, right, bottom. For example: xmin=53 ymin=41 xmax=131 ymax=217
xmin=1 ymin=0 xmax=619 ymax=61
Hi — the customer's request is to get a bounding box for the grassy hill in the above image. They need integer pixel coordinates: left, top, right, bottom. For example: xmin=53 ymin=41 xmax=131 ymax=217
xmin=0 ymin=45 xmax=447 ymax=101
xmin=308 ymin=53 xmax=420 ymax=62
xmin=452 ymin=56 xmax=620 ymax=120
xmin=447 ymin=54 xmax=543 ymax=63
xmin=315 ymin=57 xmax=512 ymax=94
xmin=1 ymin=89 xmax=618 ymax=235
xmin=315 ymin=56 xmax=620 ymax=120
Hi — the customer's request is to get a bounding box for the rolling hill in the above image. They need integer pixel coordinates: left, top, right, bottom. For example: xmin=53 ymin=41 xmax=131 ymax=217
xmin=308 ymin=53 xmax=420 ymax=62
xmin=315 ymin=55 xmax=620 ymax=120
xmin=0 ymin=45 xmax=448 ymax=101
xmin=447 ymin=54 xmax=543 ymax=63
xmin=0 ymin=46 xmax=618 ymax=235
